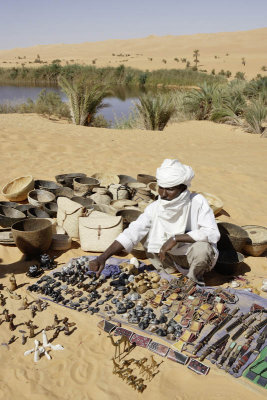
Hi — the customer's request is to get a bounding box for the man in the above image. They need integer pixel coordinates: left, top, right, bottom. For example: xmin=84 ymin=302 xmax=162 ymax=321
xmin=90 ymin=159 xmax=220 ymax=285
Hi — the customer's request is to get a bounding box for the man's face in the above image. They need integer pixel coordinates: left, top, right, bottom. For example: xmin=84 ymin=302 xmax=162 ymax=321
xmin=158 ymin=184 xmax=186 ymax=201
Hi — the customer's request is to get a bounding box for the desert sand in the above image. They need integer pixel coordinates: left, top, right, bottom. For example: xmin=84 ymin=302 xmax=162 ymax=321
xmin=0 ymin=28 xmax=267 ymax=79
xmin=0 ymin=113 xmax=266 ymax=399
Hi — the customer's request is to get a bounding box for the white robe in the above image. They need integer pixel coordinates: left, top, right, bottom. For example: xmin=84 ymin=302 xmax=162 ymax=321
xmin=116 ymin=193 xmax=220 ymax=268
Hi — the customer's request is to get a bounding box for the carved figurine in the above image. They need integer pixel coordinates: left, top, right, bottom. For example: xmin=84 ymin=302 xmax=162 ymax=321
xmin=0 ymin=293 xmax=5 ymax=306
xmin=19 ymin=330 xmax=27 ymax=345
xmin=51 ymin=327 xmax=61 ymax=341
xmin=3 ymin=309 xmax=10 ymax=322
xmin=35 ymin=299 xmax=43 ymax=312
xmin=8 ymin=335 xmax=16 ymax=345
xmin=25 ymin=320 xmax=38 ymax=338
xmin=9 ymin=314 xmax=16 ymax=331
xmin=30 ymin=305 xmax=37 ymax=318
xmin=108 ymin=334 xmax=133 ymax=360
xmin=21 ymin=296 xmax=29 ymax=310
xmin=9 ymin=273 xmax=17 ymax=291
xmin=53 ymin=314 xmax=59 ymax=326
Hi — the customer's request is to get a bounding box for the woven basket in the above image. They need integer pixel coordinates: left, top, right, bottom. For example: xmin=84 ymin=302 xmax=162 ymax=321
xmin=217 ymin=222 xmax=249 ymax=253
xmin=137 ymin=174 xmax=156 ymax=185
xmin=111 ymin=199 xmax=138 ymax=210
xmin=91 ymin=173 xmax=119 ymax=187
xmin=2 ymin=175 xmax=34 ymax=202
xmin=0 ymin=206 xmax=26 ymax=228
xmin=28 ymin=189 xmax=55 ymax=208
xmin=196 ymin=192 xmax=223 ymax=216
xmin=242 ymin=225 xmax=267 ymax=256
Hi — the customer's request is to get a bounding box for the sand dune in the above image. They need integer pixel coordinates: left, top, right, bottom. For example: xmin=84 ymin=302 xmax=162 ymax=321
xmin=0 ymin=113 xmax=267 ymax=400
xmin=0 ymin=28 xmax=266 ymax=79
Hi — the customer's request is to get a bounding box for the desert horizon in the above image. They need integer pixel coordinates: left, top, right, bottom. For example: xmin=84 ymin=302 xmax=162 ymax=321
xmin=0 ymin=28 xmax=266 ymax=80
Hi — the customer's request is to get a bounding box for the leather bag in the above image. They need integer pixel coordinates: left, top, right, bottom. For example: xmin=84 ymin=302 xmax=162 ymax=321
xmin=57 ymin=197 xmax=84 ymax=239
xmin=79 ymin=211 xmax=123 ymax=252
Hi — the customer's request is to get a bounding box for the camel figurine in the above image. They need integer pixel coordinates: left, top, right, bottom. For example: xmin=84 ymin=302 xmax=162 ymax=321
xmin=149 ymin=355 xmax=162 ymax=371
xmin=112 ymin=357 xmax=123 ymax=373
xmin=107 ymin=334 xmax=132 ymax=360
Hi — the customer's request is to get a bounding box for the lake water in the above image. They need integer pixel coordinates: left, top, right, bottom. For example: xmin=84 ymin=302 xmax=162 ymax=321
xmin=0 ymin=84 xmax=150 ymax=125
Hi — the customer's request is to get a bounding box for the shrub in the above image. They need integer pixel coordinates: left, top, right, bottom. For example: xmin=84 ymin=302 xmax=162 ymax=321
xmin=90 ymin=114 xmax=111 ymax=128
xmin=52 ymin=59 xmax=61 ymax=64
xmin=174 ymin=58 xmax=179 ymax=62
xmin=139 ymin=72 xmax=148 ymax=86
xmin=261 ymin=66 xmax=267 ymax=71
xmin=235 ymin=71 xmax=245 ymax=80
xmin=162 ymin=59 xmax=167 ymax=64
xmin=243 ymin=97 xmax=267 ymax=134
xmin=134 ymin=93 xmax=176 ymax=130
xmin=35 ymin=89 xmax=70 ymax=119
xmin=211 ymin=69 xmax=216 ymax=75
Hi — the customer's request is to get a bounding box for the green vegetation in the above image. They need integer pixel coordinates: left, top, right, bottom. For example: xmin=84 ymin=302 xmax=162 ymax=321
xmin=58 ymin=76 xmax=110 ymax=126
xmin=0 ymin=64 xmax=225 ymax=87
xmin=135 ymin=93 xmax=176 ymax=130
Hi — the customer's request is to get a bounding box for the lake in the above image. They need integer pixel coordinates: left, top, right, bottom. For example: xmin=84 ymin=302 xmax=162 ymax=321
xmin=0 ymin=84 xmax=153 ymax=125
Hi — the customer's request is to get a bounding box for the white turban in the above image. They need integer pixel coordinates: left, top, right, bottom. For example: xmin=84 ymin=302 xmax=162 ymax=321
xmin=156 ymin=159 xmax=195 ymax=188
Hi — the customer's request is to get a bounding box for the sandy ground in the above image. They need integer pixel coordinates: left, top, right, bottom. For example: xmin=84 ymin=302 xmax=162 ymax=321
xmin=0 ymin=113 xmax=267 ymax=400
xmin=0 ymin=28 xmax=267 ymax=80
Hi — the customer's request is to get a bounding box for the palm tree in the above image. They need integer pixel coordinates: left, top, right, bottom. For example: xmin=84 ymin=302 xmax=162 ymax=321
xmin=193 ymin=49 xmax=200 ymax=69
xmin=184 ymin=83 xmax=219 ymax=120
xmin=58 ymin=76 xmax=110 ymax=126
xmin=243 ymin=97 xmax=267 ymax=134
xmin=135 ymin=93 xmax=176 ymax=131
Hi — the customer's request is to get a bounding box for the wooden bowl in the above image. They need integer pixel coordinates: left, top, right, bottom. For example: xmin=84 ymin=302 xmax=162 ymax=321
xmin=0 ymin=206 xmax=26 ymax=228
xmin=116 ymin=209 xmax=142 ymax=228
xmin=71 ymin=196 xmax=95 ymax=209
xmin=2 ymin=175 xmax=34 ymax=201
xmin=11 ymin=218 xmax=53 ymax=255
xmin=73 ymin=177 xmax=100 ymax=196
xmin=28 ymin=189 xmax=55 ymax=208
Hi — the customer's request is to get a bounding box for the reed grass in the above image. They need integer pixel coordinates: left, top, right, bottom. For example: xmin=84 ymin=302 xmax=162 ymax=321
xmin=0 ymin=64 xmax=225 ymax=87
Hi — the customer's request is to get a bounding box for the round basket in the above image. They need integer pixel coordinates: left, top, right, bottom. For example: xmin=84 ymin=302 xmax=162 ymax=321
xmin=43 ymin=202 xmax=58 ymax=218
xmin=91 ymin=173 xmax=119 ymax=187
xmin=118 ymin=175 xmax=137 ymax=185
xmin=0 ymin=201 xmax=18 ymax=208
xmin=116 ymin=209 xmax=142 ymax=229
xmin=28 ymin=189 xmax=55 ymax=208
xmin=91 ymin=204 xmax=117 ymax=215
xmin=15 ymin=204 xmax=32 ymax=213
xmin=35 ymin=180 xmax=62 ymax=194
xmin=2 ymin=175 xmax=34 ymax=202
xmin=55 ymin=173 xmax=86 ymax=188
xmin=242 ymin=225 xmax=267 ymax=256
xmin=217 ymin=222 xmax=249 ymax=253
xmin=215 ymin=250 xmax=244 ymax=275
xmin=111 ymin=199 xmax=138 ymax=210
xmin=137 ymin=174 xmax=156 ymax=185
xmin=71 ymin=196 xmax=95 ymax=209
xmin=127 ymin=182 xmax=147 ymax=190
xmin=27 ymin=207 xmax=51 ymax=218
xmin=196 ymin=192 xmax=223 ymax=216
xmin=148 ymin=182 xmax=158 ymax=196
xmin=51 ymin=233 xmax=72 ymax=250
xmin=73 ymin=177 xmax=100 ymax=196
xmin=0 ymin=206 xmax=26 ymax=228
xmin=11 ymin=218 xmax=53 ymax=255
xmin=54 ymin=186 xmax=74 ymax=199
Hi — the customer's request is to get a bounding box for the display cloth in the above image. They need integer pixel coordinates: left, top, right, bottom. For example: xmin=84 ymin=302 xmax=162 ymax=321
xmin=27 ymin=256 xmax=267 ymax=381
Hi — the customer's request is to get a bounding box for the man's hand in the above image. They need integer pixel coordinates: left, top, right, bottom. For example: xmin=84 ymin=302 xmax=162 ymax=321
xmin=159 ymin=237 xmax=176 ymax=262
xmin=89 ymin=255 xmax=106 ymax=278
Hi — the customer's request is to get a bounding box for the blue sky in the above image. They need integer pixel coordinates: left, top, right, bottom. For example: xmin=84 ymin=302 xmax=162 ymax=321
xmin=0 ymin=0 xmax=266 ymax=50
